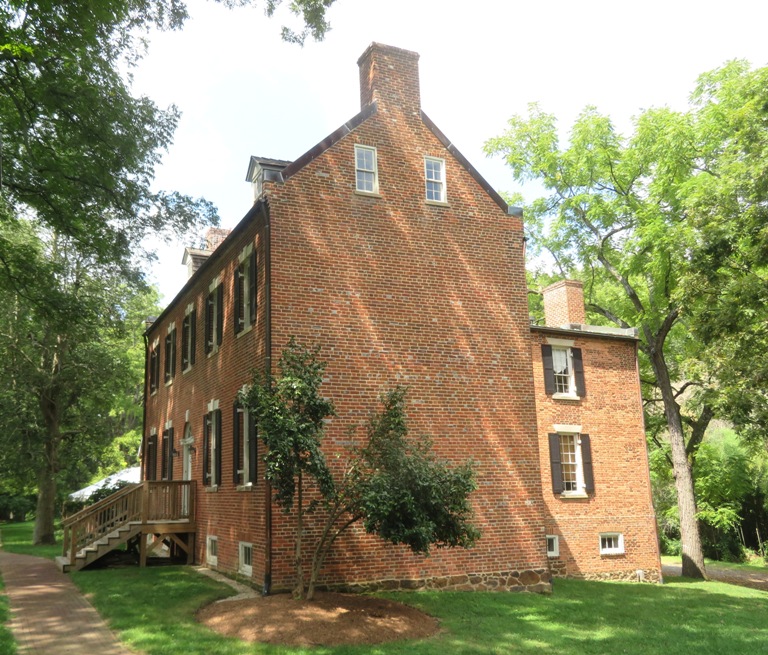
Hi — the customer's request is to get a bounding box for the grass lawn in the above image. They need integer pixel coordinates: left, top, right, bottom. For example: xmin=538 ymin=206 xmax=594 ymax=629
xmin=0 ymin=521 xmax=61 ymax=560
xmin=69 ymin=567 xmax=768 ymax=655
xmin=661 ymin=554 xmax=768 ymax=571
xmin=3 ymin=521 xmax=768 ymax=655
xmin=0 ymin=573 xmax=16 ymax=655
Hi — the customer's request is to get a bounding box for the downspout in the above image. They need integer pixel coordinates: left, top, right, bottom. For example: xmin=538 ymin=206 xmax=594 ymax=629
xmin=263 ymin=199 xmax=273 ymax=596
xmin=141 ymin=332 xmax=150 ymax=482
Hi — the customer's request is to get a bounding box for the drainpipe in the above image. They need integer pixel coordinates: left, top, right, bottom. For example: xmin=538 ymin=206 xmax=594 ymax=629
xmin=141 ymin=332 xmax=150 ymax=482
xmin=263 ymin=199 xmax=273 ymax=597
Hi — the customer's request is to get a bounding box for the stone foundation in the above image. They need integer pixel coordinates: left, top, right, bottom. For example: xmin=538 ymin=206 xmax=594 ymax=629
xmin=322 ymin=569 xmax=553 ymax=594
xmin=550 ymin=566 xmax=661 ymax=583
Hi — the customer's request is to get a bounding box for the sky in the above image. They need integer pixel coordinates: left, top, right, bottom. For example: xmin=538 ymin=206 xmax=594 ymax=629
xmin=132 ymin=0 xmax=768 ymax=303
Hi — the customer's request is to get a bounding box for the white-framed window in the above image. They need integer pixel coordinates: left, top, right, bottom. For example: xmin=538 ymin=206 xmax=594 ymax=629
xmin=542 ymin=341 xmax=585 ymax=399
xmin=145 ymin=428 xmax=158 ymax=481
xmin=546 ymin=535 xmax=560 ymax=558
xmin=204 ymin=399 xmax=222 ymax=488
xmin=239 ymin=541 xmax=253 ymax=577
xmin=181 ymin=302 xmax=196 ymax=372
xmin=355 ymin=144 xmax=378 ymax=194
xmin=552 ymin=347 xmax=574 ymax=395
xmin=161 ymin=420 xmax=174 ymax=481
xmin=234 ymin=244 xmax=257 ymax=336
xmin=206 ymin=535 xmax=218 ymax=566
xmin=234 ymin=396 xmax=257 ymax=488
xmin=548 ymin=428 xmax=593 ymax=497
xmin=599 ymin=533 xmax=625 ymax=555
xmin=149 ymin=338 xmax=160 ymax=394
xmin=164 ymin=321 xmax=176 ymax=385
xmin=424 ymin=156 xmax=446 ymax=203
xmin=205 ymin=276 xmax=223 ymax=356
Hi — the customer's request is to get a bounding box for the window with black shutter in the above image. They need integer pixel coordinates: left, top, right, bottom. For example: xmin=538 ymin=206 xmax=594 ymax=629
xmin=164 ymin=325 xmax=176 ymax=384
xmin=548 ymin=432 xmax=594 ymax=496
xmin=541 ymin=344 xmax=586 ymax=398
xmin=149 ymin=341 xmax=160 ymax=394
xmin=182 ymin=304 xmax=196 ymax=371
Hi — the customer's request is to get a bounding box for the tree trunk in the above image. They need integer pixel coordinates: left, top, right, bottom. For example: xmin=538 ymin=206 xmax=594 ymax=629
xmin=33 ymin=440 xmax=58 ymax=545
xmin=650 ymin=347 xmax=707 ymax=579
xmin=294 ymin=470 xmax=305 ymax=599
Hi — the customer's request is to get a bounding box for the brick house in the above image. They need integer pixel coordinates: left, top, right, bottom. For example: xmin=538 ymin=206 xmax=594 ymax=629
xmin=141 ymin=43 xmax=661 ymax=593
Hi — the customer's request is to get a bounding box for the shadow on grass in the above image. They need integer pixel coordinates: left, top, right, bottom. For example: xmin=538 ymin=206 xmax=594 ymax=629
xmin=71 ymin=565 xmax=768 ymax=655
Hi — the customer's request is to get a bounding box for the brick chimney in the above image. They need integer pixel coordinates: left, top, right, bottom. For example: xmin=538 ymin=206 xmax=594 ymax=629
xmin=542 ymin=280 xmax=586 ymax=327
xmin=181 ymin=227 xmax=232 ymax=279
xmin=358 ymin=43 xmax=420 ymax=115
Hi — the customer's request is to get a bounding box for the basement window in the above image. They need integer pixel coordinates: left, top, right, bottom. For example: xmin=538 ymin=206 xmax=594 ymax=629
xmin=546 ymin=535 xmax=560 ymax=558
xmin=239 ymin=542 xmax=253 ymax=577
xmin=206 ymin=536 xmax=218 ymax=566
xmin=599 ymin=533 xmax=624 ymax=555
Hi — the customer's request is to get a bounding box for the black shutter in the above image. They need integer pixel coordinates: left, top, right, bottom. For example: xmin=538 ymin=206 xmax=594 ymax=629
xmin=167 ymin=427 xmax=174 ymax=481
xmin=542 ymin=345 xmax=555 ymax=395
xmin=248 ymin=250 xmax=257 ymax=325
xmin=170 ymin=329 xmax=176 ymax=378
xmin=190 ymin=308 xmax=197 ymax=364
xmin=215 ymin=409 xmax=223 ymax=486
xmin=205 ymin=293 xmax=214 ymax=354
xmin=149 ymin=350 xmax=157 ymax=393
xmin=548 ymin=433 xmax=564 ymax=494
xmin=147 ymin=434 xmax=157 ymax=481
xmin=581 ymin=433 xmax=594 ymax=493
xmin=234 ymin=266 xmax=243 ymax=334
xmin=216 ymin=284 xmax=224 ymax=346
xmin=572 ymin=348 xmax=586 ymax=397
xmin=161 ymin=429 xmax=169 ymax=480
xmin=202 ymin=414 xmax=210 ymax=485
xmin=154 ymin=347 xmax=160 ymax=388
xmin=164 ymin=332 xmax=171 ymax=382
xmin=248 ymin=414 xmax=258 ymax=484
xmin=233 ymin=403 xmax=241 ymax=484
xmin=181 ymin=316 xmax=189 ymax=369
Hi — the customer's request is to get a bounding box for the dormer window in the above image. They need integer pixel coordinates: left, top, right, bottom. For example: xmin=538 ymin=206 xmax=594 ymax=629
xmin=355 ymin=145 xmax=378 ymax=194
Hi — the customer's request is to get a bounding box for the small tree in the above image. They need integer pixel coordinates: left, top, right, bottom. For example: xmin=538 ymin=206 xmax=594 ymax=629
xmin=240 ymin=340 xmax=480 ymax=600
xmin=239 ymin=338 xmax=335 ymax=599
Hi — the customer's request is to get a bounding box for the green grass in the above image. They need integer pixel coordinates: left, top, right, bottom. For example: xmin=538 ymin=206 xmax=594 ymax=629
xmin=3 ymin=521 xmax=768 ymax=654
xmin=661 ymin=554 xmax=768 ymax=572
xmin=68 ymin=567 xmax=768 ymax=655
xmin=0 ymin=521 xmax=61 ymax=560
xmin=0 ymin=572 xmax=17 ymax=655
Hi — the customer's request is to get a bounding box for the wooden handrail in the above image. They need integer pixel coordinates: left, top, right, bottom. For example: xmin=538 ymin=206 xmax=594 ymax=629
xmin=61 ymin=480 xmax=195 ymax=565
xmin=62 ymin=483 xmax=140 ymax=527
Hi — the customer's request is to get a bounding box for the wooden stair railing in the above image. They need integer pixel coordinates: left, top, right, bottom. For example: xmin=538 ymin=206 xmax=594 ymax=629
xmin=61 ymin=480 xmax=195 ymax=568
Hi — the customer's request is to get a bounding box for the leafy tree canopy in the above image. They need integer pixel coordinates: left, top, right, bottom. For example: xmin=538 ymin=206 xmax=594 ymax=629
xmin=485 ymin=60 xmax=768 ymax=578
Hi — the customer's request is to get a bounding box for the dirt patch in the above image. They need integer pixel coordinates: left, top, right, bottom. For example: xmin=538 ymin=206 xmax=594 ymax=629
xmin=196 ymin=591 xmax=440 ymax=647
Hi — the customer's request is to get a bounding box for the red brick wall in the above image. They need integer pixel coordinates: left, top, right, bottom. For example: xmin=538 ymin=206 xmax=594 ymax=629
xmin=144 ymin=213 xmax=270 ymax=583
xmin=531 ymin=328 xmax=661 ymax=580
xmin=542 ymin=279 xmax=586 ymax=327
xmin=259 ymin=61 xmax=553 ymax=592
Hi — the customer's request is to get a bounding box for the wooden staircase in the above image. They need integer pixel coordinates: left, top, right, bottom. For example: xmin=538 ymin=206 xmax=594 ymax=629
xmin=57 ymin=480 xmax=196 ymax=573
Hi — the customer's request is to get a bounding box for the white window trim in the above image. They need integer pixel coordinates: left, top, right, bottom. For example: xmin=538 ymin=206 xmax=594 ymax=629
xmin=424 ymin=156 xmax=447 ymax=204
xmin=558 ymin=431 xmax=588 ymax=499
xmin=206 ymin=536 xmax=218 ymax=566
xmin=551 ymin=346 xmax=579 ymax=399
xmin=236 ymin=244 xmax=255 ymax=336
xmin=164 ymin=322 xmax=176 ymax=387
xmin=599 ymin=532 xmax=625 ymax=555
xmin=236 ymin=403 xmax=254 ymax=490
xmin=239 ymin=541 xmax=253 ymax=577
xmin=182 ymin=303 xmax=195 ymax=374
xmin=208 ymin=399 xmax=220 ymax=488
xmin=354 ymin=144 xmax=379 ymax=195
xmin=207 ymin=276 xmax=221 ymax=356
xmin=546 ymin=535 xmax=560 ymax=558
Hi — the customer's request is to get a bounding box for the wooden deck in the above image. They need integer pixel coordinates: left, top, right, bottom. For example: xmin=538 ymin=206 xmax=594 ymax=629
xmin=57 ymin=481 xmax=196 ymax=572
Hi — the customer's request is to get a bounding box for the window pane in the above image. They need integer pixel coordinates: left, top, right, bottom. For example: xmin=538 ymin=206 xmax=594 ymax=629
xmin=356 ymin=147 xmax=373 ymax=171
xmin=560 ymin=434 xmax=578 ymax=492
xmin=357 ymin=170 xmax=374 ymax=192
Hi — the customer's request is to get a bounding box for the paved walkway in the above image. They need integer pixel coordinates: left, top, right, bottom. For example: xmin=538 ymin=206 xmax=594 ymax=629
xmin=0 ymin=551 xmax=134 ymax=655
